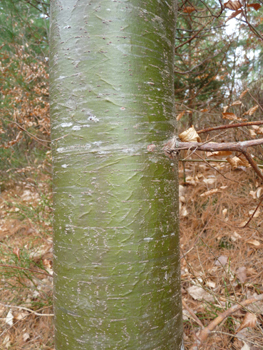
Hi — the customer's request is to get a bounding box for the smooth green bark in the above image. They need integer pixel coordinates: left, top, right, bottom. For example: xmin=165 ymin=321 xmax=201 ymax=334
xmin=50 ymin=0 xmax=183 ymax=349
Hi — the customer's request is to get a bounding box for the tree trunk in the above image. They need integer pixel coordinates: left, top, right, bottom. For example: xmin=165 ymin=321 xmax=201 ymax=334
xmin=49 ymin=0 xmax=183 ymax=349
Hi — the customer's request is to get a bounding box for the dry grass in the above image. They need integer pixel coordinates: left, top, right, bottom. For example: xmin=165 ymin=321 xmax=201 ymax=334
xmin=179 ymin=155 xmax=263 ymax=349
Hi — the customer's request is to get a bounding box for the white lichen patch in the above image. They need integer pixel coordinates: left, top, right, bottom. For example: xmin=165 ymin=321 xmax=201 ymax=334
xmin=61 ymin=122 xmax=73 ymax=127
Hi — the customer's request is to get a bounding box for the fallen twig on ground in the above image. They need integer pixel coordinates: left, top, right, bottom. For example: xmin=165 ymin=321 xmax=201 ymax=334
xmin=182 ymin=299 xmax=204 ymax=328
xmin=190 ymin=294 xmax=263 ymax=350
xmin=0 ymin=302 xmax=54 ymax=317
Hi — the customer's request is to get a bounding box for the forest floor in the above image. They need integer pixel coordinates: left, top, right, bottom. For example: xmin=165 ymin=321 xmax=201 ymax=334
xmin=0 ymin=142 xmax=263 ymax=349
xmin=0 ymin=166 xmax=54 ymax=350
xmin=179 ymin=152 xmax=263 ymax=350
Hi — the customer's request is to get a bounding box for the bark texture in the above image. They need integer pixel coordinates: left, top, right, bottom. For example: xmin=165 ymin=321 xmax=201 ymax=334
xmin=50 ymin=0 xmax=183 ymax=349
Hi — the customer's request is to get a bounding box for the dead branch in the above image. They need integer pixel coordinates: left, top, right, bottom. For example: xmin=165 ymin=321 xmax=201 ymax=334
xmin=190 ymin=293 xmax=263 ymax=350
xmin=164 ymin=136 xmax=263 ymax=154
xmin=164 ymin=137 xmax=263 ymax=182
xmin=197 ymin=120 xmax=263 ymax=134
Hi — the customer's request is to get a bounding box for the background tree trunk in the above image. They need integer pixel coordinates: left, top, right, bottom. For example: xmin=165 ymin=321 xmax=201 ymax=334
xmin=50 ymin=0 xmax=183 ymax=349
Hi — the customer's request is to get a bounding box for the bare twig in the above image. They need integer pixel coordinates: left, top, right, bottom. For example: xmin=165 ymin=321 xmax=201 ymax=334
xmin=247 ymin=91 xmax=263 ymax=113
xmin=0 ymin=302 xmax=54 ymax=317
xmin=197 ymin=120 xmax=263 ymax=134
xmin=175 ymin=17 xmax=214 ymax=50
xmin=242 ymin=149 xmax=263 ymax=181
xmin=174 ymin=51 xmax=225 ymax=75
xmin=2 ymin=118 xmax=51 ymax=149
xmin=240 ymin=195 xmax=263 ymax=228
xmin=194 ymin=152 xmax=239 ymax=183
xmin=242 ymin=17 xmax=263 ymax=41
xmin=180 ymin=158 xmax=263 ymax=168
